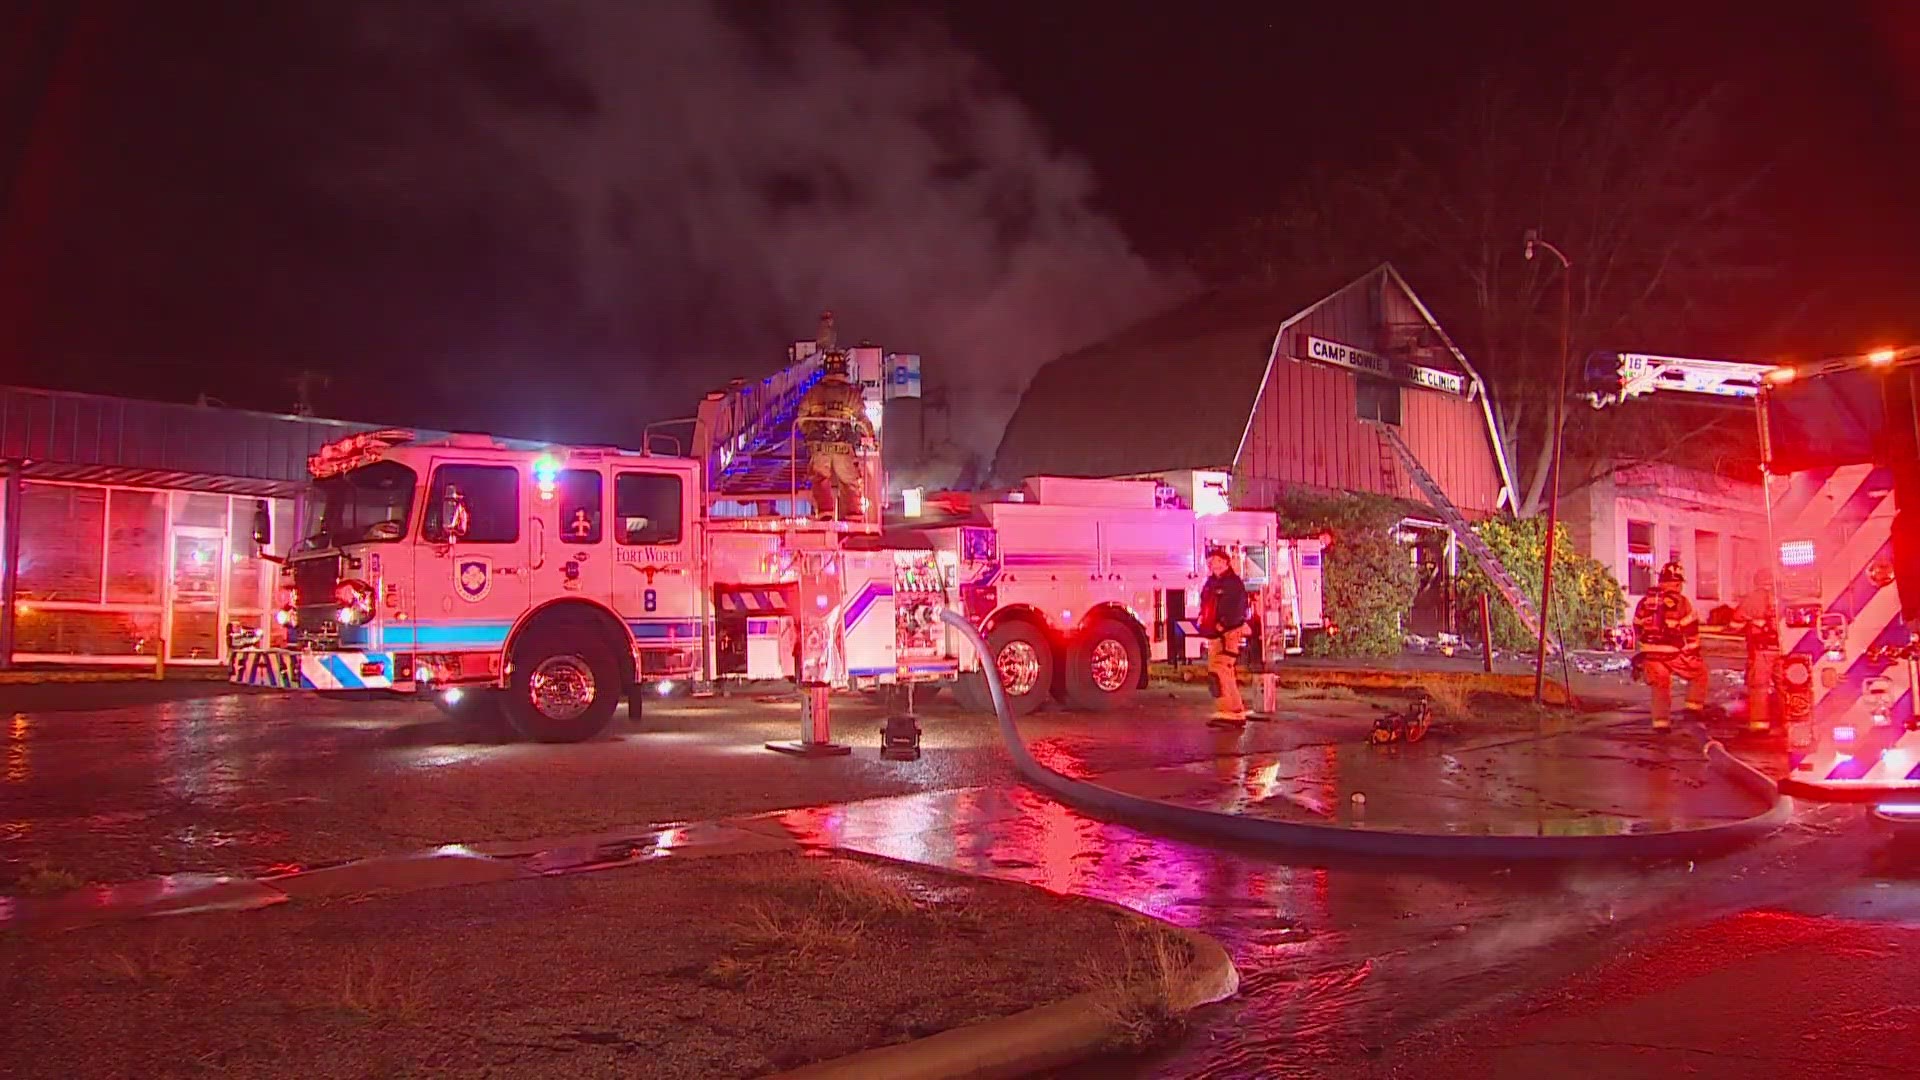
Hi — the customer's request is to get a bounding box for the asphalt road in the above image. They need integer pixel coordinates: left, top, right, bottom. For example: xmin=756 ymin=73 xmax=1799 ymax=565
xmin=5 ymin=680 xmax=1917 ymax=1079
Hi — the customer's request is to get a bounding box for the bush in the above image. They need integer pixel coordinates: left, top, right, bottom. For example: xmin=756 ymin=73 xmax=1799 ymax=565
xmin=1273 ymin=491 xmax=1418 ymax=658
xmin=1457 ymin=515 xmax=1625 ymax=651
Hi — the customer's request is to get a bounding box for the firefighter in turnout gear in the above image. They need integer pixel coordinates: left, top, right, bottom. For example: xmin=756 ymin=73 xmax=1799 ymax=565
xmin=1727 ymin=569 xmax=1781 ymax=733
xmin=1634 ymin=560 xmax=1709 ymax=730
xmin=797 ymin=349 xmax=875 ymax=521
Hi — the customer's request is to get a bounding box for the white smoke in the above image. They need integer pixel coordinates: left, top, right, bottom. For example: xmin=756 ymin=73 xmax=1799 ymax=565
xmin=337 ymin=0 xmax=1181 ymax=481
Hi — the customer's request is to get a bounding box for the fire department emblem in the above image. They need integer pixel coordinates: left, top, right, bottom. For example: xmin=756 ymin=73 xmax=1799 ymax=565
xmin=455 ymin=556 xmax=493 ymax=603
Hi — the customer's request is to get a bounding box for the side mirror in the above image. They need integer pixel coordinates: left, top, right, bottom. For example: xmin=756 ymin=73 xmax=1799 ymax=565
xmin=251 ymin=500 xmax=272 ymax=553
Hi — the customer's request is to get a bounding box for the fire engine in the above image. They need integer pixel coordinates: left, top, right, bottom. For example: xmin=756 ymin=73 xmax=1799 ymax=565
xmin=229 ymin=326 xmax=1326 ymax=741
xmin=1586 ymin=346 xmax=1920 ymax=800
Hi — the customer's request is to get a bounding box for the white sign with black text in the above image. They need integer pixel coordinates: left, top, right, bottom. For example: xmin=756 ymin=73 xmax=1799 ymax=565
xmin=1303 ymin=336 xmax=1466 ymax=396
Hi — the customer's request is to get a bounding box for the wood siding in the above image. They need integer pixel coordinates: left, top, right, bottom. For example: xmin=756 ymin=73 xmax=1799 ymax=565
xmin=1234 ymin=272 xmax=1505 ymax=518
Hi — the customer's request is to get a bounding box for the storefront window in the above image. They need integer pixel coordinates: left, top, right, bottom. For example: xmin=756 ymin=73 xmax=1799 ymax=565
xmin=172 ymin=490 xmax=228 ymax=528
xmin=15 ymin=609 xmax=162 ymax=656
xmin=106 ymin=489 xmax=166 ymax=604
xmin=229 ymin=498 xmax=269 ymax=612
xmin=18 ymin=483 xmax=105 ymax=601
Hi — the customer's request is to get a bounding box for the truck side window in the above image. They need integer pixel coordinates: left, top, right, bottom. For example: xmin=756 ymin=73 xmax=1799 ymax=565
xmin=559 ymin=470 xmax=602 ymax=544
xmin=615 ymin=472 xmax=684 ymax=546
xmin=422 ymin=465 xmax=520 ymax=543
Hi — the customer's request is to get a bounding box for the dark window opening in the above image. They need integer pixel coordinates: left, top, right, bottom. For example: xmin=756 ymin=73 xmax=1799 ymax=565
xmin=615 ymin=473 xmax=685 ymax=546
xmin=558 ymin=470 xmax=603 ymax=544
xmin=1627 ymin=519 xmax=1655 ymax=594
xmin=1356 ymin=376 xmax=1402 ymax=425
xmin=422 ymin=465 xmax=520 ymax=544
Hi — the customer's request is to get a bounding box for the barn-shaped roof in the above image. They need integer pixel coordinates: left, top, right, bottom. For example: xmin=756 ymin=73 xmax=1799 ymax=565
xmin=992 ymin=263 xmax=1514 ymax=502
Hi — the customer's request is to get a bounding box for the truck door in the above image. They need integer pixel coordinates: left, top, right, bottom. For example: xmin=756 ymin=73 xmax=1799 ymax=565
xmin=417 ymin=459 xmax=534 ymax=652
xmin=539 ymin=463 xmax=614 ymax=610
xmin=612 ymin=466 xmax=700 ymax=680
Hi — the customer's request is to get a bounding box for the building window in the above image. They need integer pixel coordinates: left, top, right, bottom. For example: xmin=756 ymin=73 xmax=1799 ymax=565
xmin=1696 ymin=530 xmax=1721 ymax=601
xmin=558 ymin=470 xmax=603 ymax=544
xmin=18 ymin=483 xmax=105 ymax=601
xmin=1356 ymin=376 xmax=1402 ymax=425
xmin=107 ymin=490 xmax=167 ymax=605
xmin=422 ymin=465 xmax=520 ymax=544
xmin=615 ymin=472 xmax=684 ymax=545
xmin=1627 ymin=519 xmax=1655 ymax=594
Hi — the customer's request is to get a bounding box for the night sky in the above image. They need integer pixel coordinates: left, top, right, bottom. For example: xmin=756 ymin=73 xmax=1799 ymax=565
xmin=3 ymin=1 xmax=1917 ymax=460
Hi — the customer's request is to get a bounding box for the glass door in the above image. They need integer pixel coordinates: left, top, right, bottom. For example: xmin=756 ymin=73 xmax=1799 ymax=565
xmin=167 ymin=527 xmax=227 ymax=662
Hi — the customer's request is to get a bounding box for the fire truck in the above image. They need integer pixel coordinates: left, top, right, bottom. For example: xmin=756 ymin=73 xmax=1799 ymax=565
xmin=229 ymin=326 xmax=1325 ymax=741
xmin=1586 ymin=347 xmax=1919 ymax=800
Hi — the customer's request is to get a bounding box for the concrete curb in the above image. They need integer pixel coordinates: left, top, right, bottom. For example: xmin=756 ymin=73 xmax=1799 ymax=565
xmin=770 ymin=912 xmax=1236 ymax=1080
xmin=949 ymin=611 xmax=1787 ymax=863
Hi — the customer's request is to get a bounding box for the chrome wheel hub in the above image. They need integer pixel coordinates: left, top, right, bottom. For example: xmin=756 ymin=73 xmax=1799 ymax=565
xmin=996 ymin=640 xmax=1042 ymax=697
xmin=528 ymin=655 xmax=596 ymax=721
xmin=1089 ymin=637 xmax=1131 ymax=693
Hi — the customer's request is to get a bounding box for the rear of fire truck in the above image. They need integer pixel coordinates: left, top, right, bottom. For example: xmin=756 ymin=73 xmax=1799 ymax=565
xmin=1763 ymin=349 xmax=1920 ymax=800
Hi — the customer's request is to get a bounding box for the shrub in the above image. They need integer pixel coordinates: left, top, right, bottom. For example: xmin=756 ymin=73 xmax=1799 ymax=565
xmin=1273 ymin=491 xmax=1418 ymax=657
xmin=1457 ymin=515 xmax=1625 ymax=650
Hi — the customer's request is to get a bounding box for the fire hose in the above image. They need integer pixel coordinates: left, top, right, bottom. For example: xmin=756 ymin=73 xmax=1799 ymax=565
xmin=940 ymin=609 xmax=1789 ymax=860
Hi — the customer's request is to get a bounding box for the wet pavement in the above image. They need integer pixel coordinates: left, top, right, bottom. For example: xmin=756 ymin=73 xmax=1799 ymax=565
xmin=4 ymin=677 xmax=1898 ymax=1080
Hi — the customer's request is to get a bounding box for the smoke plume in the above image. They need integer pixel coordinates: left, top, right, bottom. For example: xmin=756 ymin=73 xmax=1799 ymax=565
xmin=339 ymin=0 xmax=1180 ymax=482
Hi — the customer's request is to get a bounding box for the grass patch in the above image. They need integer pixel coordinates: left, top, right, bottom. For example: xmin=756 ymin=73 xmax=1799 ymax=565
xmin=1424 ymin=682 xmax=1473 ymax=721
xmin=723 ymin=857 xmax=921 ymax=922
xmin=330 ymin=954 xmax=433 ymax=1019
xmin=1081 ymin=922 xmax=1197 ymax=1049
xmin=1287 ymin=684 xmax=1361 ymax=702
xmin=98 ymin=933 xmax=201 ymax=986
xmin=13 ymin=864 xmax=85 ymax=896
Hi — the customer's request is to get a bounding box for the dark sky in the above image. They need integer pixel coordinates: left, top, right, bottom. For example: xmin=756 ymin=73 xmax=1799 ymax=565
xmin=2 ymin=0 xmax=1917 ymax=453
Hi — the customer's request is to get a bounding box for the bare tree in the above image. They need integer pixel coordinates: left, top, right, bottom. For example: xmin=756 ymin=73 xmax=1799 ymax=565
xmin=1348 ymin=70 xmax=1790 ymax=515
xmin=1202 ymin=67 xmax=1797 ymax=515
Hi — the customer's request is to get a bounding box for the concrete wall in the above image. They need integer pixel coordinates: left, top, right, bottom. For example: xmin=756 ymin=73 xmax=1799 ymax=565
xmin=1565 ymin=462 xmax=1767 ymax=616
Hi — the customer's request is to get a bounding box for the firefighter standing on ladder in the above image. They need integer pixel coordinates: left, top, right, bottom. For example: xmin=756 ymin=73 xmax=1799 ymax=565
xmin=797 ymin=312 xmax=875 ymax=521
xmin=1634 ymin=560 xmax=1709 ymax=730
xmin=1726 ymin=568 xmax=1780 ymax=734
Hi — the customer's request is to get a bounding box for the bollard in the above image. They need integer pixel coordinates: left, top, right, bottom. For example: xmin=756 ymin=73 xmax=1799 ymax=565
xmin=153 ymin=640 xmax=166 ymax=681
xmin=766 ymin=684 xmax=851 ymax=757
xmin=1478 ymin=595 xmax=1494 ymax=674
xmin=1260 ymin=672 xmax=1279 ymax=716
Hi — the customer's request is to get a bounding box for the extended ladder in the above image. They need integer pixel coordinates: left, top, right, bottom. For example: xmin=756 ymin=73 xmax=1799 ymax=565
xmin=1367 ymin=421 xmax=1546 ymax=645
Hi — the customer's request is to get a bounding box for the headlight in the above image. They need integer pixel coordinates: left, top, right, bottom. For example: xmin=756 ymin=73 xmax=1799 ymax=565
xmin=334 ymin=579 xmax=376 ymax=625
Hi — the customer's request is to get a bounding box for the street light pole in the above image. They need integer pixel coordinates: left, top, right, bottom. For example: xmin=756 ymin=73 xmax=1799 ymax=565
xmin=1524 ymin=230 xmax=1571 ymax=705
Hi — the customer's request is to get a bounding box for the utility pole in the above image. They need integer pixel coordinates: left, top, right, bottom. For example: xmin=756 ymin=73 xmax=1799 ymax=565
xmin=1523 ymin=229 xmax=1572 ymax=704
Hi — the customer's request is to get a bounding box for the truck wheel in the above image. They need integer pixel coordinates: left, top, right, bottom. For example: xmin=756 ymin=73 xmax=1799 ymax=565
xmin=985 ymin=622 xmax=1053 ymax=716
xmin=431 ymin=687 xmax=501 ymax=722
xmin=504 ymin=628 xmax=621 ymax=743
xmin=1062 ymin=618 xmax=1142 ymax=712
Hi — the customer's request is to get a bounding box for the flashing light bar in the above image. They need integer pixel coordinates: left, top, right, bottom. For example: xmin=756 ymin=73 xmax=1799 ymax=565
xmin=1779 ymin=540 xmax=1817 ymax=568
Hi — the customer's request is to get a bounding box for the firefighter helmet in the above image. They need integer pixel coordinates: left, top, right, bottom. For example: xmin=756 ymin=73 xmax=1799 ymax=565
xmin=1658 ymin=560 xmax=1686 ymax=586
xmin=822 ymin=350 xmax=849 ymax=378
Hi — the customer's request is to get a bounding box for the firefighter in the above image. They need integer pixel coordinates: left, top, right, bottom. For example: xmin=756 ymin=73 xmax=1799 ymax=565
xmin=797 ymin=349 xmax=875 ymax=521
xmin=1634 ymin=560 xmax=1708 ymax=730
xmin=1199 ymin=548 xmax=1251 ymax=725
xmin=1726 ymin=568 xmax=1780 ymax=733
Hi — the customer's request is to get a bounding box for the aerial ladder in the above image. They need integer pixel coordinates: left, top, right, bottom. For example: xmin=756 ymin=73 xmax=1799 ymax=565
xmin=686 ymin=311 xmax=896 ymax=526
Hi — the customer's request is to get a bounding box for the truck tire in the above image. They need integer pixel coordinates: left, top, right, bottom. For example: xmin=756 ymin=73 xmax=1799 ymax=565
xmin=504 ymin=627 xmax=622 ymax=743
xmin=431 ymin=687 xmax=501 ymax=722
xmin=984 ymin=621 xmax=1053 ymax=716
xmin=1062 ymin=618 xmax=1143 ymax=712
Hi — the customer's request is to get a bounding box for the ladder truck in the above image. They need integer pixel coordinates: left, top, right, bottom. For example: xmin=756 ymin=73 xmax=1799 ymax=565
xmin=228 ymin=319 xmax=1328 ymax=742
xmin=1584 ymin=347 xmax=1920 ymax=801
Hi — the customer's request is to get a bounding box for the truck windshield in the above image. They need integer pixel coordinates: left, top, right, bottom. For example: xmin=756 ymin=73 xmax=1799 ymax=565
xmin=299 ymin=461 xmax=417 ymax=551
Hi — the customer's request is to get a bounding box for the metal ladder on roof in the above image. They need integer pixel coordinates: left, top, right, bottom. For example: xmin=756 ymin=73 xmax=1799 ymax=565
xmin=1366 ymin=421 xmax=1545 ymax=644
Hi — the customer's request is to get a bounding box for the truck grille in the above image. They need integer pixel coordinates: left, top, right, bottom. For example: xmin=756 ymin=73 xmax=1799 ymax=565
xmin=290 ymin=555 xmax=342 ymax=646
